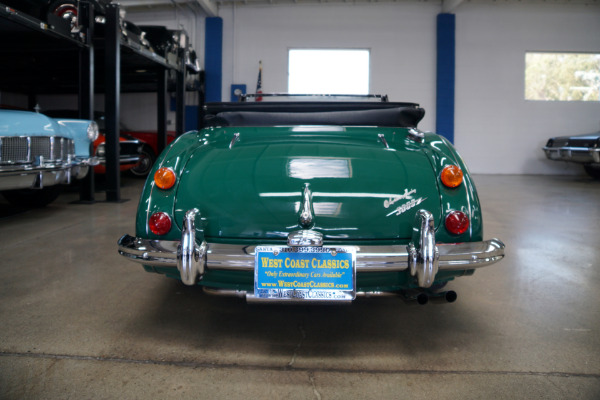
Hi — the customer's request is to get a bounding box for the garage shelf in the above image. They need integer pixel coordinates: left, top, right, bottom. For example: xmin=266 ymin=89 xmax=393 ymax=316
xmin=0 ymin=1 xmax=202 ymax=203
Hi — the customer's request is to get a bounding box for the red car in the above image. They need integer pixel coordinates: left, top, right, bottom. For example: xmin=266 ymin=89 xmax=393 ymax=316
xmin=45 ymin=110 xmax=174 ymax=177
xmin=121 ymin=128 xmax=176 ymax=177
xmin=92 ymin=133 xmax=143 ymax=175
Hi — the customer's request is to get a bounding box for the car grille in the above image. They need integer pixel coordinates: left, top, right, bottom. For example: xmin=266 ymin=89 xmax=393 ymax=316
xmin=0 ymin=136 xmax=76 ymax=164
xmin=119 ymin=141 xmax=142 ymax=157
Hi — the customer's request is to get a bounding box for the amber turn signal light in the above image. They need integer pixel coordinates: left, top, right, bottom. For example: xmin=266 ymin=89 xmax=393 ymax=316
xmin=440 ymin=165 xmax=463 ymax=188
xmin=154 ymin=167 xmax=176 ymax=190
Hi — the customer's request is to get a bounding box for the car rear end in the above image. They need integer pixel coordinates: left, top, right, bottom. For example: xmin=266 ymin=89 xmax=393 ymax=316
xmin=118 ymin=99 xmax=505 ymax=304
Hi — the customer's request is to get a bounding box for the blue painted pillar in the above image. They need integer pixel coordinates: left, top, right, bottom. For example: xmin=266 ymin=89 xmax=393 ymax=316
xmin=205 ymin=17 xmax=223 ymax=102
xmin=436 ymin=13 xmax=455 ymax=143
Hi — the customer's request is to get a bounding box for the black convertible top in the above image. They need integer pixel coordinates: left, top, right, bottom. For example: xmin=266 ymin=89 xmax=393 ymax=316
xmin=203 ymin=102 xmax=425 ymax=128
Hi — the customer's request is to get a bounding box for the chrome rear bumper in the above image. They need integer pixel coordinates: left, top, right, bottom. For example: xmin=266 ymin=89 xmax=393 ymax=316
xmin=118 ymin=234 xmax=504 ymax=272
xmin=118 ymin=209 xmax=505 ymax=290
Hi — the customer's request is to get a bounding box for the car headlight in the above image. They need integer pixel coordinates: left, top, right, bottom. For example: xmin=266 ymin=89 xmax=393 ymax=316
xmin=87 ymin=121 xmax=100 ymax=141
xmin=96 ymin=144 xmax=105 ymax=157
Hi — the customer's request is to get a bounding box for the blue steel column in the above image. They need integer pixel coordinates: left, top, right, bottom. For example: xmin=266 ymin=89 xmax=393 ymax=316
xmin=205 ymin=17 xmax=223 ymax=102
xmin=436 ymin=13 xmax=456 ymax=143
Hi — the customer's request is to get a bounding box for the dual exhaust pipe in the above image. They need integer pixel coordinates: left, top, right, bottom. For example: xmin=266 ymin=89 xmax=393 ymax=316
xmin=401 ymin=290 xmax=457 ymax=305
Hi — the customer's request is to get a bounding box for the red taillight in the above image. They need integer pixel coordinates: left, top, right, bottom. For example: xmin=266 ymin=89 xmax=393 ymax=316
xmin=445 ymin=211 xmax=469 ymax=235
xmin=149 ymin=212 xmax=172 ymax=235
xmin=440 ymin=165 xmax=463 ymax=188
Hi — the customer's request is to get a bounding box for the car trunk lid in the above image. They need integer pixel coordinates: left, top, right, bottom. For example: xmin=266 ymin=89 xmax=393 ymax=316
xmin=174 ymin=127 xmax=441 ymax=241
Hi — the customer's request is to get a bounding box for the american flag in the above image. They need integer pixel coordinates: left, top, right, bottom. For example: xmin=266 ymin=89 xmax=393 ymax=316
xmin=256 ymin=61 xmax=263 ymax=101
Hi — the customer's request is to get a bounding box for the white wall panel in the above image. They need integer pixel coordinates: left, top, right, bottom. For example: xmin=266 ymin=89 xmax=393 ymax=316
xmin=219 ymin=3 xmax=439 ymax=131
xmin=220 ymin=3 xmax=600 ymax=175
xmin=454 ymin=4 xmax=600 ymax=175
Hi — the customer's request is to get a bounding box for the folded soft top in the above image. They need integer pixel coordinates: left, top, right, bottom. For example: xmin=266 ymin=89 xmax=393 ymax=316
xmin=204 ymin=106 xmax=425 ymax=128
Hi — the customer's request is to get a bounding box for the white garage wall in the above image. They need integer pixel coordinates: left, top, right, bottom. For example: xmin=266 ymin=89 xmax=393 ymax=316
xmin=219 ymin=3 xmax=439 ymax=131
xmin=218 ymin=2 xmax=600 ymax=175
xmin=454 ymin=3 xmax=600 ymax=175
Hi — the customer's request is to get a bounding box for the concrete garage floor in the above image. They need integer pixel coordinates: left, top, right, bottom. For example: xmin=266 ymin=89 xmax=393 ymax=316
xmin=0 ymin=174 xmax=599 ymax=399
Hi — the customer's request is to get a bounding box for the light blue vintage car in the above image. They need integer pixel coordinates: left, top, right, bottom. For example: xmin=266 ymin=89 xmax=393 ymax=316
xmin=0 ymin=109 xmax=99 ymax=207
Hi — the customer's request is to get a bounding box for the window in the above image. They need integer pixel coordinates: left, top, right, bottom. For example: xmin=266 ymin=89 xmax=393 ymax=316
xmin=288 ymin=49 xmax=370 ymax=95
xmin=525 ymin=52 xmax=600 ymax=101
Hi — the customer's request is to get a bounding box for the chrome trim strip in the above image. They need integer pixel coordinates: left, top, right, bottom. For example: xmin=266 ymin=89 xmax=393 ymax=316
xmin=117 ymin=235 xmax=505 ymax=273
xmin=378 ymin=133 xmax=389 ymax=149
xmin=26 ymin=137 xmax=31 ymax=163
xmin=229 ymin=132 xmax=240 ymax=149
xmin=50 ymin=136 xmax=55 ymax=161
xmin=202 ymin=287 xmax=442 ymax=301
xmin=96 ymin=156 xmax=141 ymax=164
xmin=543 ymin=146 xmax=600 ymax=152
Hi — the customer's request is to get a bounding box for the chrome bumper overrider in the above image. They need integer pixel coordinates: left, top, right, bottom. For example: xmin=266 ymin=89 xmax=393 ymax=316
xmin=117 ymin=210 xmax=505 ymax=290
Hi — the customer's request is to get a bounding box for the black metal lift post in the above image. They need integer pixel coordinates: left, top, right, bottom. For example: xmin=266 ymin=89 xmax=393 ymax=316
xmin=104 ymin=3 xmax=121 ymax=202
xmin=78 ymin=0 xmax=95 ymax=202
xmin=157 ymin=68 xmax=168 ymax=154
xmin=175 ymin=50 xmax=186 ymax=136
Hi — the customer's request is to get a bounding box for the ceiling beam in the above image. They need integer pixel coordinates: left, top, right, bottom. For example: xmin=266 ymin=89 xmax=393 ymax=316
xmin=191 ymin=0 xmax=218 ymax=16
xmin=442 ymin=0 xmax=464 ymax=13
xmin=120 ymin=0 xmax=217 ymax=17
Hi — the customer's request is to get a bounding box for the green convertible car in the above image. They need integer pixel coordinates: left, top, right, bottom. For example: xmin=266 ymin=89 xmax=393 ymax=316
xmin=118 ymin=95 xmax=505 ymax=304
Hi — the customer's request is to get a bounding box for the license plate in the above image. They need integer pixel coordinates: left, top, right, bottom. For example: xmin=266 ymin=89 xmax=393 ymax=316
xmin=254 ymin=246 xmax=356 ymax=301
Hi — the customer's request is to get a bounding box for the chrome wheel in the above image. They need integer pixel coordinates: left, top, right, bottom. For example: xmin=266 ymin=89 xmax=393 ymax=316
xmin=130 ymin=147 xmax=156 ymax=178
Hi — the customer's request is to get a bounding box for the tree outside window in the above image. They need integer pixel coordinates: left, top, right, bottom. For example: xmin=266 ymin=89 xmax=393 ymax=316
xmin=525 ymin=52 xmax=600 ymax=101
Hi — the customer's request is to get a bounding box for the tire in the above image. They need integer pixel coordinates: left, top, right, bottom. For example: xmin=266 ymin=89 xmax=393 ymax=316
xmin=583 ymin=165 xmax=600 ymax=180
xmin=129 ymin=146 xmax=156 ymax=178
xmin=2 ymin=186 xmax=63 ymax=208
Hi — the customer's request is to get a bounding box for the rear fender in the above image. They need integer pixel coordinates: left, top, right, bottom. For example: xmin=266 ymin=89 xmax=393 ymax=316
xmin=422 ymin=133 xmax=483 ymax=242
xmin=135 ymin=131 xmax=207 ymax=239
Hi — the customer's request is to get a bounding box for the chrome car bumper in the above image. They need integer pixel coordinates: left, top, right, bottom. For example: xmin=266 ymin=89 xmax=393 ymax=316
xmin=0 ymin=157 xmax=98 ymax=191
xmin=118 ymin=210 xmax=505 ymax=290
xmin=543 ymin=146 xmax=600 ymax=164
xmin=118 ymin=234 xmax=504 ymax=272
xmin=96 ymin=155 xmax=141 ymax=165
